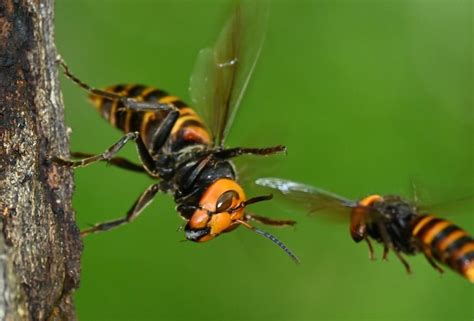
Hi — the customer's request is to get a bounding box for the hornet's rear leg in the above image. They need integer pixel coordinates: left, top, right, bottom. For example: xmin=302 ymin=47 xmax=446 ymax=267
xmin=422 ymin=252 xmax=445 ymax=275
xmin=58 ymin=57 xmax=175 ymax=114
xmin=416 ymin=241 xmax=444 ymax=275
xmin=59 ymin=58 xmax=286 ymax=164
xmin=57 ymin=58 xmax=181 ymax=164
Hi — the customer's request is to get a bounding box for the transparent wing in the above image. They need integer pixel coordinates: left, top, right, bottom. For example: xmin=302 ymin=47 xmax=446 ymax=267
xmin=417 ymin=194 xmax=474 ymax=217
xmin=255 ymin=178 xmax=357 ymax=218
xmin=408 ymin=179 xmax=474 ymax=216
xmin=189 ymin=0 xmax=270 ymax=146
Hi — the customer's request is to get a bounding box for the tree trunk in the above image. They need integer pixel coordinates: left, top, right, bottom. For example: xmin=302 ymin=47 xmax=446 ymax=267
xmin=0 ymin=0 xmax=82 ymax=320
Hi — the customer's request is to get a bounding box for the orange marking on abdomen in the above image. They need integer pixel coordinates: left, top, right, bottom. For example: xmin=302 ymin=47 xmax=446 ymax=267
xmin=140 ymin=86 xmax=158 ymax=98
xmin=181 ymin=126 xmax=212 ymax=144
xmin=463 ymin=261 xmax=474 ymax=283
xmin=179 ymin=107 xmax=197 ymax=117
xmin=437 ymin=230 xmax=467 ymax=251
xmin=421 ymin=220 xmax=451 ymax=244
xmin=412 ymin=215 xmax=435 ymax=236
xmin=171 ymin=115 xmax=204 ymax=135
xmin=123 ymin=110 xmax=133 ymax=133
xmin=109 ymin=100 xmax=119 ymax=126
xmin=158 ymin=96 xmax=179 ymax=104
xmin=452 ymin=242 xmax=474 ymax=261
xmin=140 ymin=112 xmax=156 ymax=138
xmin=89 ymin=94 xmax=102 ymax=108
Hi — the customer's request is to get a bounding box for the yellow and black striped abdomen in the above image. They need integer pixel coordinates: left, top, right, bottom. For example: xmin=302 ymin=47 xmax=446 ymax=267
xmin=89 ymin=84 xmax=211 ymax=151
xmin=412 ymin=215 xmax=474 ymax=282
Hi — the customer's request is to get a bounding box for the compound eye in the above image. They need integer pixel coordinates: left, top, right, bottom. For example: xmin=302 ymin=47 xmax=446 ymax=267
xmin=215 ymin=190 xmax=239 ymax=213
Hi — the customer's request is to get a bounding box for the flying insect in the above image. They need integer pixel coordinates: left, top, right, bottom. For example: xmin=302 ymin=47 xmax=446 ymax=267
xmin=57 ymin=0 xmax=299 ymax=263
xmin=256 ymin=178 xmax=474 ymax=281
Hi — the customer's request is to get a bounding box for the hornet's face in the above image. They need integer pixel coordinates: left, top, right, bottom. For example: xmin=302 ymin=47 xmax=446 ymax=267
xmin=182 ymin=178 xmax=300 ymax=264
xmin=185 ymin=178 xmax=246 ymax=242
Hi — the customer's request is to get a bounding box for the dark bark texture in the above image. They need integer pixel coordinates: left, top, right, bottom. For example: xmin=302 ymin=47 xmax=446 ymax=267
xmin=0 ymin=0 xmax=82 ymax=320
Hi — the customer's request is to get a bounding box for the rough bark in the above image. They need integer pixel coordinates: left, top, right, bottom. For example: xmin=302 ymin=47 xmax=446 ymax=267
xmin=0 ymin=0 xmax=82 ymax=320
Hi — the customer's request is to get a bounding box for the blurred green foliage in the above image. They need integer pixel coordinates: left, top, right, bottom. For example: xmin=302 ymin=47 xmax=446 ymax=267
xmin=56 ymin=0 xmax=473 ymax=320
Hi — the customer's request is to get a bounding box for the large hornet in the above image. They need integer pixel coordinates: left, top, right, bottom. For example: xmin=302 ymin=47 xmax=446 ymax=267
xmin=257 ymin=178 xmax=474 ymax=282
xmin=57 ymin=0 xmax=299 ymax=263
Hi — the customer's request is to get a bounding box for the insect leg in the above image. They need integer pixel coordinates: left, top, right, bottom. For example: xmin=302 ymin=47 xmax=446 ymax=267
xmin=374 ymin=220 xmax=390 ymax=260
xmin=118 ymin=100 xmax=177 ymax=113
xmin=416 ymin=242 xmax=445 ymax=275
xmin=382 ymin=244 xmax=389 ymax=261
xmin=244 ymin=213 xmax=296 ymax=227
xmin=54 ymin=132 xmax=139 ymax=168
xmin=212 ymin=145 xmax=287 ymax=159
xmin=70 ymin=152 xmax=145 ymax=173
xmin=56 ymin=132 xmax=160 ymax=176
xmin=134 ymin=134 xmax=161 ymax=174
xmin=364 ymin=235 xmax=376 ymax=260
xmin=392 ymin=250 xmax=411 ymax=274
xmin=376 ymin=221 xmax=411 ymax=273
xmin=81 ymin=183 xmax=162 ymax=236
xmin=422 ymin=252 xmax=444 ymax=274
xmin=149 ymin=109 xmax=180 ymax=155
xmin=58 ymin=57 xmax=174 ymax=113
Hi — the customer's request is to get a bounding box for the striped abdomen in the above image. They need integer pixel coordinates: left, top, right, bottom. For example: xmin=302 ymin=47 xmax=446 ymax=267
xmin=89 ymin=84 xmax=211 ymax=152
xmin=412 ymin=215 xmax=474 ymax=282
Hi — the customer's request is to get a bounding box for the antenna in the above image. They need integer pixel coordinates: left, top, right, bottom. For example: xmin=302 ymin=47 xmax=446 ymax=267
xmin=243 ymin=194 xmax=273 ymax=206
xmin=229 ymin=194 xmax=273 ymax=214
xmin=237 ymin=219 xmax=300 ymax=264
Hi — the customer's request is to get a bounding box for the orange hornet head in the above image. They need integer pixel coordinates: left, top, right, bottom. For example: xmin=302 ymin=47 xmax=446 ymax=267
xmin=185 ymin=178 xmax=246 ymax=242
xmin=183 ymin=178 xmax=300 ymax=264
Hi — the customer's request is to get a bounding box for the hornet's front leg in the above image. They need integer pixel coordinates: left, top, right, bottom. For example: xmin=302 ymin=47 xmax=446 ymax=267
xmin=364 ymin=235 xmax=376 ymax=261
xmin=81 ymin=183 xmax=162 ymax=236
xmin=376 ymin=221 xmax=411 ymax=274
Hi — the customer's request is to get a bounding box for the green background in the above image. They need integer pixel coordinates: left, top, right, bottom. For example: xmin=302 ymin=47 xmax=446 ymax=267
xmin=56 ymin=0 xmax=473 ymax=320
